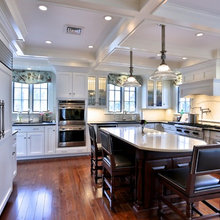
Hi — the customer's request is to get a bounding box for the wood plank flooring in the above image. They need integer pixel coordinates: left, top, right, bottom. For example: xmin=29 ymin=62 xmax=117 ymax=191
xmin=1 ymin=156 xmax=220 ymax=220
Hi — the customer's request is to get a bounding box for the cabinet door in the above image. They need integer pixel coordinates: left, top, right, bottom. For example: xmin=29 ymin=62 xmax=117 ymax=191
xmin=11 ymin=135 xmax=17 ymax=178
xmin=88 ymin=76 xmax=96 ymax=105
xmin=162 ymin=81 xmax=171 ymax=108
xmin=16 ymin=133 xmax=27 ymax=157
xmin=155 ymin=81 xmax=162 ymax=107
xmin=45 ymin=126 xmax=56 ymax=154
xmin=147 ymin=80 xmax=154 ymax=107
xmin=72 ymin=73 xmax=87 ymax=99
xmin=98 ymin=77 xmax=107 ymax=106
xmin=0 ymin=137 xmax=13 ymax=215
xmin=56 ymin=73 xmax=72 ymax=98
xmin=27 ymin=132 xmax=44 ymax=156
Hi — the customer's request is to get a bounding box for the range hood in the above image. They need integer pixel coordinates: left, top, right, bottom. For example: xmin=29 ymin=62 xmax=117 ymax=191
xmin=179 ymin=79 xmax=220 ymax=97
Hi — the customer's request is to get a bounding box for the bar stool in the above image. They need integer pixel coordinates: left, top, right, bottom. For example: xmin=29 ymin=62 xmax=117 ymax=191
xmin=100 ymin=130 xmax=134 ymax=210
xmin=158 ymin=144 xmax=220 ymax=220
xmin=88 ymin=124 xmax=102 ymax=184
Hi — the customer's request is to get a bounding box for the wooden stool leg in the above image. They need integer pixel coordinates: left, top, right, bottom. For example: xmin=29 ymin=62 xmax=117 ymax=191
xmin=110 ymin=176 xmax=115 ymax=209
xmin=186 ymin=202 xmax=193 ymax=220
xmin=91 ymin=152 xmax=93 ymax=175
xmin=95 ymin=156 xmax=98 ymax=184
xmin=158 ymin=182 xmax=163 ymax=219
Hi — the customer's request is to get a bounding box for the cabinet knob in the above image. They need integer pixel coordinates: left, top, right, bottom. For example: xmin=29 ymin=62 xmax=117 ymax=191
xmin=69 ymin=92 xmax=71 ymax=95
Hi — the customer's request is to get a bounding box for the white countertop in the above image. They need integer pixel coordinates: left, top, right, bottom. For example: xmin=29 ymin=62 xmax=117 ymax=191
xmin=101 ymin=127 xmax=207 ymax=152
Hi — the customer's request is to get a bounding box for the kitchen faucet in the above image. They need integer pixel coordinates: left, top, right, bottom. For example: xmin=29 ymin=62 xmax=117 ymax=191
xmin=190 ymin=106 xmax=211 ymax=119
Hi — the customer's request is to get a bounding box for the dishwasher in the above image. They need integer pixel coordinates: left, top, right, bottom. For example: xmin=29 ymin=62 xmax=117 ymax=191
xmin=96 ymin=123 xmax=118 ymax=143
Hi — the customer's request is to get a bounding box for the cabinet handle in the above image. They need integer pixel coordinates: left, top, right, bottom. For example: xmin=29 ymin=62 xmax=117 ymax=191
xmin=28 ymin=137 xmax=30 ymax=139
xmin=12 ymin=152 xmax=16 ymax=156
xmin=69 ymin=93 xmax=72 ymax=95
xmin=24 ymin=137 xmax=27 ymax=139
xmin=152 ymin=165 xmax=166 ymax=170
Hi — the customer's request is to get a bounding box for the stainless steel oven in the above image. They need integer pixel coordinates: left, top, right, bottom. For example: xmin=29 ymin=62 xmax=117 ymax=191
xmin=59 ymin=100 xmax=85 ymax=125
xmin=58 ymin=100 xmax=86 ymax=148
xmin=59 ymin=125 xmax=85 ymax=147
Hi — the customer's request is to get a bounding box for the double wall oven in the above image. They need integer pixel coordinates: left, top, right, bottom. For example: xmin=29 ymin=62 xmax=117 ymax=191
xmin=58 ymin=100 xmax=86 ymax=148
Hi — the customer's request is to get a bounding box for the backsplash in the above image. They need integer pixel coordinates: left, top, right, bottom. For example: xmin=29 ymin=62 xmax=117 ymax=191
xmin=142 ymin=109 xmax=174 ymax=121
xmin=191 ymin=95 xmax=220 ymax=122
xmin=87 ymin=108 xmax=140 ymax=122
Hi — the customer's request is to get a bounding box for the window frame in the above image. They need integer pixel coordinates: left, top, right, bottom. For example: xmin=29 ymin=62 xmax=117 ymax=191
xmin=32 ymin=83 xmax=48 ymax=112
xmin=107 ymin=84 xmax=137 ymax=113
xmin=13 ymin=82 xmax=49 ymax=113
xmin=177 ymin=87 xmax=191 ymax=113
xmin=108 ymin=84 xmax=122 ymax=112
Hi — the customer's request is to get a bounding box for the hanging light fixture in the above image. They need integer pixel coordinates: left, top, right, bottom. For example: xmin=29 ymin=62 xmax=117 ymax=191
xmin=123 ymin=50 xmax=141 ymax=87
xmin=150 ymin=24 xmax=177 ymax=81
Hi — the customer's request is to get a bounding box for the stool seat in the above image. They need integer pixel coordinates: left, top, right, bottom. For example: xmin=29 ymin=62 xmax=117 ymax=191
xmin=104 ymin=154 xmax=133 ymax=168
xmin=159 ymin=167 xmax=220 ymax=192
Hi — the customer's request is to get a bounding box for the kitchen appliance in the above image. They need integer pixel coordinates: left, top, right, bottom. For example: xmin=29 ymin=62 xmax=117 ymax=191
xmin=175 ymin=124 xmax=203 ymax=139
xmin=58 ymin=100 xmax=85 ymax=125
xmin=59 ymin=125 xmax=85 ymax=147
xmin=58 ymin=100 xmax=86 ymax=147
xmin=0 ymin=100 xmax=5 ymax=139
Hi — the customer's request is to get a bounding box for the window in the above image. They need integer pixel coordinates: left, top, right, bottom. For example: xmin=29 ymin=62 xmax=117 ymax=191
xmin=13 ymin=82 xmax=48 ymax=112
xmin=13 ymin=83 xmax=29 ymax=112
xmin=178 ymin=87 xmax=190 ymax=113
xmin=33 ymin=83 xmax=48 ymax=112
xmin=108 ymin=84 xmax=136 ymax=112
xmin=124 ymin=87 xmax=136 ymax=112
xmin=108 ymin=84 xmax=122 ymax=112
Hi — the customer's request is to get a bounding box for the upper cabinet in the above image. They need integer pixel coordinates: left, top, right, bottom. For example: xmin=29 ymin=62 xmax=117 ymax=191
xmin=142 ymin=80 xmax=171 ymax=109
xmin=88 ymin=76 xmax=107 ymax=107
xmin=56 ymin=72 xmax=87 ymax=99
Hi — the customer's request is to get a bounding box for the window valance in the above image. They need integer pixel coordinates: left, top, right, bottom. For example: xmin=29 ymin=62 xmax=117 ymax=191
xmin=107 ymin=73 xmax=143 ymax=87
xmin=12 ymin=70 xmax=53 ymax=84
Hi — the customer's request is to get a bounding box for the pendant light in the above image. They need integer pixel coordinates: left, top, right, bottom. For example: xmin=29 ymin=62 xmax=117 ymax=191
xmin=150 ymin=24 xmax=177 ymax=81
xmin=123 ymin=50 xmax=141 ymax=87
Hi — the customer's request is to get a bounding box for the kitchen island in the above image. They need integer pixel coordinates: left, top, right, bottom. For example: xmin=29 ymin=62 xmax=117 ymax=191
xmin=101 ymin=127 xmax=206 ymax=212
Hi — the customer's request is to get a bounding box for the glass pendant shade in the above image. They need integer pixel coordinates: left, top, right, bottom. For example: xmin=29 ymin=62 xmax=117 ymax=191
xmin=123 ymin=50 xmax=141 ymax=87
xmin=123 ymin=75 xmax=141 ymax=87
xmin=150 ymin=25 xmax=177 ymax=81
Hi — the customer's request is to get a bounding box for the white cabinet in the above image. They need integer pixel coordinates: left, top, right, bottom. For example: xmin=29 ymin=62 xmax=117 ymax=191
xmin=88 ymin=76 xmax=107 ymax=107
xmin=162 ymin=123 xmax=176 ymax=134
xmin=28 ymin=132 xmax=44 ymax=156
xmin=45 ymin=126 xmax=56 ymax=154
xmin=11 ymin=134 xmax=17 ymax=179
xmin=56 ymin=72 xmax=87 ymax=99
xmin=0 ymin=137 xmax=13 ymax=215
xmin=142 ymin=80 xmax=171 ymax=109
xmin=13 ymin=126 xmax=45 ymax=157
xmin=16 ymin=132 xmax=27 ymax=156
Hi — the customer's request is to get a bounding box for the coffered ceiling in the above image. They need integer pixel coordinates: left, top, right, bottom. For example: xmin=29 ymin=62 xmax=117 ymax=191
xmin=3 ymin=0 xmax=220 ymax=75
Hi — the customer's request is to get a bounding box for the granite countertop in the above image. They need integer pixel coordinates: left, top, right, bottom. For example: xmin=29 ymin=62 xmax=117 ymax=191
xmin=12 ymin=122 xmax=56 ymax=126
xmin=101 ymin=127 xmax=206 ymax=152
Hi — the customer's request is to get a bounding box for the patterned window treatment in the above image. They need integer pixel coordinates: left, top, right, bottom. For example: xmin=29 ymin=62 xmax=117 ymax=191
xmin=107 ymin=73 xmax=143 ymax=87
xmin=12 ymin=70 xmax=53 ymax=84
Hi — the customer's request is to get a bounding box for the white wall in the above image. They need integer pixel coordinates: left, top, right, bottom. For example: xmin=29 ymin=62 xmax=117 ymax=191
xmin=190 ymin=95 xmax=220 ymax=122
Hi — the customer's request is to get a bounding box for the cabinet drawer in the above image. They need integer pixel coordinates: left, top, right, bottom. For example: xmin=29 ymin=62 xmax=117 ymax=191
xmin=13 ymin=126 xmax=45 ymax=133
xmin=173 ymin=156 xmax=191 ymax=168
xmin=210 ymin=131 xmax=220 ymax=140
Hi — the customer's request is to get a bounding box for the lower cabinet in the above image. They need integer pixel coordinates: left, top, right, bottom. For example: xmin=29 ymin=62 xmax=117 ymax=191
xmin=13 ymin=125 xmax=56 ymax=158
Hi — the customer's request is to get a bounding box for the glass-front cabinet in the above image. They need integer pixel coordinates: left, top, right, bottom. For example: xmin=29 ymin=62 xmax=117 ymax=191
xmin=142 ymin=80 xmax=171 ymax=109
xmin=88 ymin=76 xmax=107 ymax=107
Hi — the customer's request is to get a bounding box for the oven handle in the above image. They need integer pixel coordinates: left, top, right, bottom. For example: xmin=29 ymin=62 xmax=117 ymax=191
xmin=59 ymin=127 xmax=85 ymax=131
xmin=59 ymin=106 xmax=84 ymax=110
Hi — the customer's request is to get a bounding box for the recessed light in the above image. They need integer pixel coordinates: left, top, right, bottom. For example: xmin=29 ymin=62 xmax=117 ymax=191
xmin=38 ymin=5 xmax=48 ymax=11
xmin=195 ymin=32 xmax=204 ymax=37
xmin=45 ymin=40 xmax=52 ymax=44
xmin=88 ymin=45 xmax=93 ymax=49
xmin=182 ymin=57 xmax=188 ymax=60
xmin=27 ymin=67 xmax=31 ymax=70
xmin=104 ymin=15 xmax=112 ymax=21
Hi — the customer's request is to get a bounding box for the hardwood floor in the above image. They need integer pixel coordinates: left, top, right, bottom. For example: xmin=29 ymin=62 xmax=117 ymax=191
xmin=1 ymin=156 xmax=220 ymax=220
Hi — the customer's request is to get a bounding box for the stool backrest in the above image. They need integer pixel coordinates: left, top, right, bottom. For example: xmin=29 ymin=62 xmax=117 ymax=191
xmin=191 ymin=144 xmax=220 ymax=175
xmin=187 ymin=144 xmax=220 ymax=195
xmin=88 ymin=124 xmax=97 ymax=149
xmin=100 ymin=130 xmax=112 ymax=155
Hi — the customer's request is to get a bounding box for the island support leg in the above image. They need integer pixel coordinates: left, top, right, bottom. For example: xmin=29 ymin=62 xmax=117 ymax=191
xmin=133 ymin=149 xmax=144 ymax=211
